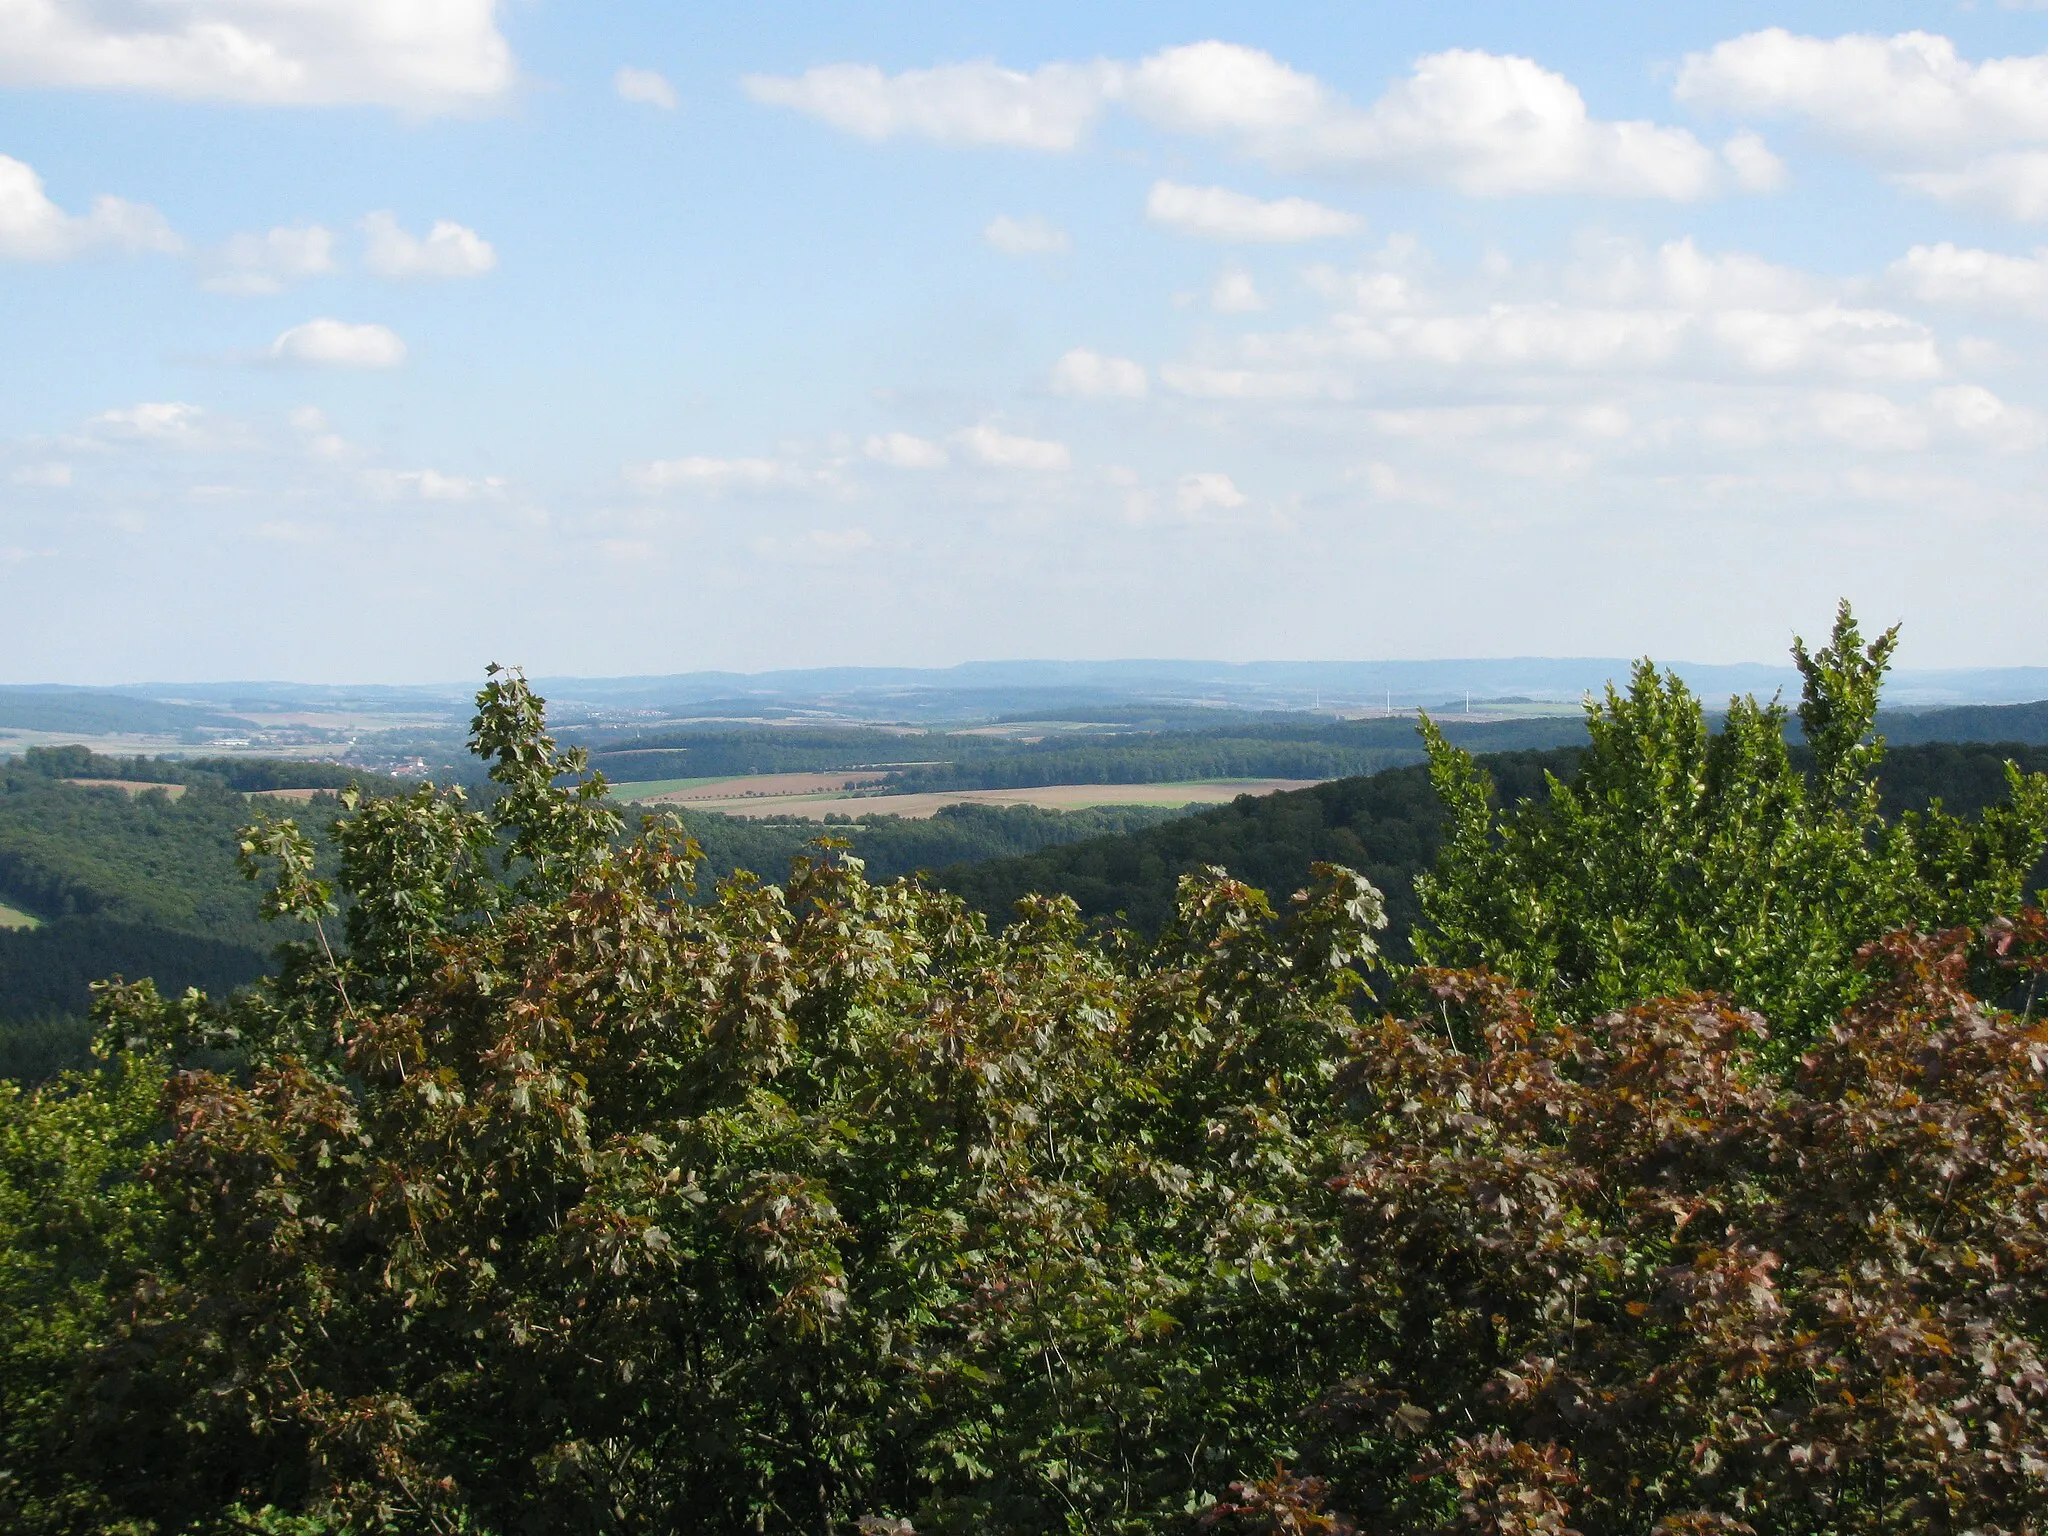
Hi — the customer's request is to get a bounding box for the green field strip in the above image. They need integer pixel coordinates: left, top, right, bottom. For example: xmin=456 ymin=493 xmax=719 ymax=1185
xmin=0 ymin=899 xmax=41 ymax=930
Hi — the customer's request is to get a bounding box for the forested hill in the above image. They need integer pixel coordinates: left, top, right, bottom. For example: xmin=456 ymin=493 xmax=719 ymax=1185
xmin=935 ymin=740 xmax=2048 ymax=951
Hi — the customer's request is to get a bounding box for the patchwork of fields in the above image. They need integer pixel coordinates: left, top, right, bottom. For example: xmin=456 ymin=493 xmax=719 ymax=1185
xmin=609 ymin=775 xmax=1324 ymax=819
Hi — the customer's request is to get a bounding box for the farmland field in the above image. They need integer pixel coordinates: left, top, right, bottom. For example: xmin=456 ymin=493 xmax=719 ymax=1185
xmin=63 ymin=778 xmax=188 ymax=799
xmin=612 ymin=771 xmax=891 ymax=804
xmin=0 ymin=900 xmax=37 ymax=930
xmin=627 ymin=779 xmax=1326 ymax=820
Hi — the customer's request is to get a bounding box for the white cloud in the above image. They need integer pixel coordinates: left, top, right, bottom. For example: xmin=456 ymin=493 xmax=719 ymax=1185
xmin=1898 ymin=152 xmax=2048 ymax=222
xmin=1134 ymin=43 xmax=1723 ymax=197
xmin=10 ymin=460 xmax=69 ymax=487
xmin=1676 ymin=30 xmax=2048 ymax=158
xmin=1211 ymin=269 xmax=1267 ymax=313
xmin=742 ymin=59 xmax=1117 ymax=149
xmin=1159 ymin=237 xmax=1947 ymax=414
xmin=615 ymin=65 xmax=676 ymax=110
xmin=1721 ymin=130 xmax=1787 ymax=192
xmin=984 ymin=214 xmax=1070 ymax=254
xmin=627 ymin=455 xmax=806 ymax=493
xmin=955 ymin=423 xmax=1072 ymax=469
xmin=203 ymin=224 xmax=336 ymax=295
xmin=750 ymin=40 xmax=1726 ymax=198
xmin=1144 ymin=179 xmax=1360 ymax=242
xmin=1890 ymin=242 xmax=2048 ymax=318
xmin=0 ymin=152 xmax=179 ymax=260
xmin=91 ymin=402 xmax=208 ymax=444
xmin=1049 ymin=348 xmax=1148 ymax=399
xmin=384 ymin=469 xmax=506 ymax=500
xmin=1677 ymin=31 xmax=2048 ymax=218
xmin=270 ymin=319 xmax=407 ymax=369
xmin=864 ymin=432 xmax=949 ymax=467
xmin=288 ymin=405 xmax=348 ymax=460
xmin=1174 ymin=471 xmax=1247 ymax=517
xmin=362 ymin=210 xmax=495 ymax=278
xmin=0 ymin=0 xmax=515 ymax=112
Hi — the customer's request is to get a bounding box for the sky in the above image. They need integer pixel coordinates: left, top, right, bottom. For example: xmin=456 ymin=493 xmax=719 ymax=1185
xmin=4 ymin=1 xmax=2048 ymax=683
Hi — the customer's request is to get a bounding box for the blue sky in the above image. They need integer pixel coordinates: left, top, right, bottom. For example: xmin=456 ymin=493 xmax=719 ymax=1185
xmin=4 ymin=1 xmax=2048 ymax=682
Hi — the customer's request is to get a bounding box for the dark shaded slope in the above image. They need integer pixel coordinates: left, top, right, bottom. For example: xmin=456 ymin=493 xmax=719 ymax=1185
xmin=934 ymin=748 xmax=1580 ymax=950
xmin=937 ymin=741 xmax=2048 ymax=953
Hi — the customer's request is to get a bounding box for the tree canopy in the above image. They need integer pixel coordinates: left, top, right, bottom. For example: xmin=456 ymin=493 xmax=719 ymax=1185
xmin=1416 ymin=602 xmax=2048 ymax=1047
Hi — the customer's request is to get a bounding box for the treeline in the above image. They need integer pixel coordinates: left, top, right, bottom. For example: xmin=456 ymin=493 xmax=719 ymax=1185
xmin=937 ymin=739 xmax=2048 ymax=951
xmin=17 ymin=745 xmax=368 ymax=792
xmin=583 ymin=727 xmax=966 ymax=783
xmin=0 ymin=919 xmax=270 ymax=1080
xmin=0 ymin=688 xmax=249 ymax=737
xmin=583 ymin=714 xmax=1597 ymax=791
xmin=674 ymin=801 xmax=1189 ymax=889
xmin=883 ymin=736 xmax=1418 ymax=792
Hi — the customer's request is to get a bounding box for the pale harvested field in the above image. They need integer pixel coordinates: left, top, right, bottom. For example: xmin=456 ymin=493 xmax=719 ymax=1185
xmin=624 ymin=772 xmax=889 ymax=805
xmin=63 ymin=778 xmax=188 ymax=799
xmin=248 ymin=787 xmax=334 ymax=802
xmin=0 ymin=899 xmax=39 ymax=930
xmin=666 ymin=780 xmax=1323 ymax=821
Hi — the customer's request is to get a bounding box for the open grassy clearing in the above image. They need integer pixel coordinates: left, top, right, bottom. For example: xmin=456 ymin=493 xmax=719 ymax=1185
xmin=680 ymin=779 xmax=1325 ymax=821
xmin=612 ymin=771 xmax=890 ymax=804
xmin=0 ymin=899 xmax=38 ymax=930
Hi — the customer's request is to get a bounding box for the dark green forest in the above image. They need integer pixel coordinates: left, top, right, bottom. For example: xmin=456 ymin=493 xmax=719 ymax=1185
xmin=937 ymin=739 xmax=2048 ymax=949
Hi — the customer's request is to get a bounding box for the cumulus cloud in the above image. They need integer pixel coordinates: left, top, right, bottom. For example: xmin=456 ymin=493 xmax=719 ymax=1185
xmin=362 ymin=210 xmax=495 ymax=278
xmin=627 ymin=455 xmax=807 ymax=493
xmin=1159 ymin=236 xmax=1945 ymax=409
xmin=955 ymin=423 xmax=1071 ymax=469
xmin=0 ymin=0 xmax=515 ymax=112
xmin=1211 ymin=269 xmax=1268 ymax=313
xmin=1677 ymin=30 xmax=2048 ymax=157
xmin=742 ymin=58 xmax=1116 ymax=148
xmin=1133 ymin=43 xmax=1725 ymax=197
xmin=1678 ymin=31 xmax=2048 ymax=218
xmin=0 ymin=153 xmax=179 ymax=260
xmin=385 ymin=469 xmax=506 ymax=500
xmin=10 ymin=461 xmax=69 ymax=487
xmin=984 ymin=214 xmax=1070 ymax=254
xmin=90 ymin=401 xmax=209 ymax=444
xmin=1889 ymin=242 xmax=2048 ymax=318
xmin=751 ymin=40 xmax=1732 ymax=198
xmin=1049 ymin=348 xmax=1148 ymax=399
xmin=270 ymin=319 xmax=407 ymax=368
xmin=1174 ymin=471 xmax=1248 ymax=517
xmin=203 ymin=224 xmax=336 ymax=295
xmin=615 ymin=66 xmax=676 ymax=110
xmin=864 ymin=432 xmax=949 ymax=467
xmin=1144 ymin=180 xmax=1360 ymax=242
xmin=1899 ymin=153 xmax=2048 ymax=222
xmin=1721 ymin=130 xmax=1787 ymax=192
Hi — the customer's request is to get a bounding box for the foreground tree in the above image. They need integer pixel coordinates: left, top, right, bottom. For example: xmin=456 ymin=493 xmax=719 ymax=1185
xmin=1415 ymin=602 xmax=2048 ymax=1048
xmin=1315 ymin=924 xmax=2048 ymax=1534
xmin=20 ymin=667 xmax=1385 ymax=1533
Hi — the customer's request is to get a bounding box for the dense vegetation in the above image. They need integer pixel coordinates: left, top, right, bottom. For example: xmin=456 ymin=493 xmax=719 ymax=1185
xmin=941 ymin=738 xmax=2048 ymax=955
xmin=3 ymin=618 xmax=2047 ymax=1534
xmin=1416 ymin=610 xmax=2048 ymax=1048
xmin=0 ymin=757 xmax=1187 ymax=1078
xmin=683 ymin=801 xmax=1187 ymax=888
xmin=0 ymin=755 xmax=379 ymax=1077
xmin=582 ymin=715 xmax=1595 ymax=793
xmin=0 ymin=688 xmax=251 ymax=738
